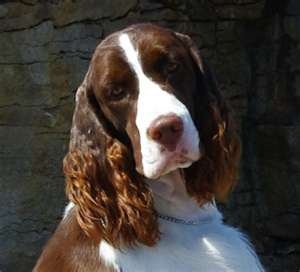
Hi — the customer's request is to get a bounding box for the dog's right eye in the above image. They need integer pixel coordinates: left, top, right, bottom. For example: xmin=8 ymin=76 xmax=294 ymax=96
xmin=111 ymin=87 xmax=123 ymax=97
xmin=108 ymin=87 xmax=126 ymax=101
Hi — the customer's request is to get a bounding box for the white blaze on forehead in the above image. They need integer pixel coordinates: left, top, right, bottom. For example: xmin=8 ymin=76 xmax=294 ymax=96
xmin=118 ymin=33 xmax=200 ymax=178
xmin=119 ymin=34 xmax=145 ymax=79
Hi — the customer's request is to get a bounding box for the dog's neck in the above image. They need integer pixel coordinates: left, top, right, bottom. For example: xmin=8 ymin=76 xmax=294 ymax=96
xmin=147 ymin=170 xmax=214 ymax=221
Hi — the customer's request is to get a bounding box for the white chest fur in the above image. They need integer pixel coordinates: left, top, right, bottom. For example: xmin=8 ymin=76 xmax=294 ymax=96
xmin=99 ymin=204 xmax=263 ymax=272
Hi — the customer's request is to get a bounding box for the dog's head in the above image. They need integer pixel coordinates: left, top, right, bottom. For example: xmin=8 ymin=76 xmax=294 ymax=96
xmin=64 ymin=24 xmax=240 ymax=247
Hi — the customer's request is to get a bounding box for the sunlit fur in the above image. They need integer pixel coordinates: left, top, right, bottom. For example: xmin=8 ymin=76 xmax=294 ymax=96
xmin=63 ymin=83 xmax=159 ymax=248
xmin=64 ymin=144 xmax=159 ymax=248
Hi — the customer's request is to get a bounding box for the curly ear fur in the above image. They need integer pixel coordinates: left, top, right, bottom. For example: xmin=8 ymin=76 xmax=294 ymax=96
xmin=175 ymin=32 xmax=241 ymax=203
xmin=64 ymin=79 xmax=159 ymax=248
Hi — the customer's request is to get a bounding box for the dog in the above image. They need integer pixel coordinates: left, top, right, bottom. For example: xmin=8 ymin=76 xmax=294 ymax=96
xmin=34 ymin=23 xmax=264 ymax=272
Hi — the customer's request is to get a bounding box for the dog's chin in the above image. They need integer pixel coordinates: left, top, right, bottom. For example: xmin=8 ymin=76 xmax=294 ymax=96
xmin=157 ymin=160 xmax=193 ymax=178
xmin=142 ymin=155 xmax=199 ymax=180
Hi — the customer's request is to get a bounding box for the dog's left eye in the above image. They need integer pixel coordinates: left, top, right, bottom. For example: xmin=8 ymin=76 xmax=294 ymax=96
xmin=165 ymin=61 xmax=179 ymax=74
xmin=154 ymin=55 xmax=179 ymax=76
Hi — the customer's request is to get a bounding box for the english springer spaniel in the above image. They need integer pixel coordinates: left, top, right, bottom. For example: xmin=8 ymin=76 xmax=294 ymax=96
xmin=34 ymin=23 xmax=264 ymax=272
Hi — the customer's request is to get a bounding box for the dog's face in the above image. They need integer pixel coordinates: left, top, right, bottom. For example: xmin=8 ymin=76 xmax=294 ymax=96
xmin=65 ymin=24 xmax=240 ymax=246
xmin=89 ymin=26 xmax=200 ymax=179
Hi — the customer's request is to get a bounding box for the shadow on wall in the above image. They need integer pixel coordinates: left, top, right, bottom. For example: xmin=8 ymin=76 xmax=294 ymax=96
xmin=0 ymin=0 xmax=299 ymax=271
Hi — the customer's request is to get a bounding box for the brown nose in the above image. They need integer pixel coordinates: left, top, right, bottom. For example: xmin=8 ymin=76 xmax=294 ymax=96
xmin=147 ymin=114 xmax=183 ymax=151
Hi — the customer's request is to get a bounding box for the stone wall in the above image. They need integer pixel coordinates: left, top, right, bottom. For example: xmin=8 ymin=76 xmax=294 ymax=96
xmin=0 ymin=1 xmax=299 ymax=271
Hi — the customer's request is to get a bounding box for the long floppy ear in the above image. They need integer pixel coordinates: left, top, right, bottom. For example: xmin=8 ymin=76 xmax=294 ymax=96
xmin=63 ymin=75 xmax=159 ymax=248
xmin=175 ymin=32 xmax=241 ymax=203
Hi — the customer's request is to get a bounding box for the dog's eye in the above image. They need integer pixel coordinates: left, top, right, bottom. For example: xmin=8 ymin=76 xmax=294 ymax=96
xmin=154 ymin=55 xmax=179 ymax=76
xmin=166 ymin=61 xmax=179 ymax=74
xmin=109 ymin=87 xmax=126 ymax=100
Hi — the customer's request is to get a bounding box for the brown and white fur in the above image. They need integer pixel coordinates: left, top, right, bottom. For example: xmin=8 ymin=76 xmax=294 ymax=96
xmin=34 ymin=24 xmax=263 ymax=272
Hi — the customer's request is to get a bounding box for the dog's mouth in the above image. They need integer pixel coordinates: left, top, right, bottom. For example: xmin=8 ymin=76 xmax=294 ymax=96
xmin=142 ymin=144 xmax=201 ymax=179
